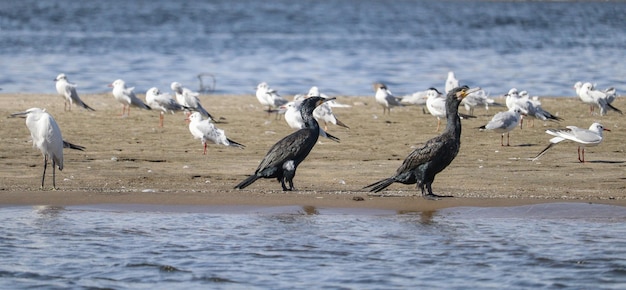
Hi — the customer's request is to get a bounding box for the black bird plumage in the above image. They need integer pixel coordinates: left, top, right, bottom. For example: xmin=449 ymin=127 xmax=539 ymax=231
xmin=364 ymin=86 xmax=472 ymax=199
xmin=235 ymin=96 xmax=333 ymax=191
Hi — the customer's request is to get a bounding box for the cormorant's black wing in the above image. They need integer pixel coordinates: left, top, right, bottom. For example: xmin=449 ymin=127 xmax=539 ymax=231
xmin=256 ymin=129 xmax=317 ymax=175
xmin=395 ymin=135 xmax=446 ymax=175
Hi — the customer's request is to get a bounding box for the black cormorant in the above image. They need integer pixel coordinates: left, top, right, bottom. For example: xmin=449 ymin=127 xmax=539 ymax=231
xmin=234 ymin=96 xmax=334 ymax=191
xmin=364 ymin=86 xmax=475 ymax=199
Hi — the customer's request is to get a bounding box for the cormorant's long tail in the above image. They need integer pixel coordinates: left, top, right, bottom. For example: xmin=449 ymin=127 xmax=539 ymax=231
xmin=234 ymin=175 xmax=260 ymax=189
xmin=63 ymin=141 xmax=85 ymax=151
xmin=363 ymin=178 xmax=395 ymax=193
xmin=227 ymin=138 xmax=246 ymax=149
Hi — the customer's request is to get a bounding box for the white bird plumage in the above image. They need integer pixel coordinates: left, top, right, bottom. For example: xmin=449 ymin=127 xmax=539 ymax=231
xmin=145 ymin=87 xmax=186 ymax=127
xmin=171 ymin=82 xmax=213 ymax=119
xmin=307 ymin=86 xmax=349 ymax=131
xmin=281 ymin=99 xmax=340 ymax=142
xmin=374 ymin=83 xmax=402 ymax=115
xmin=108 ymin=79 xmax=151 ymax=116
xmin=255 ymin=82 xmax=288 ymax=116
xmin=187 ymin=112 xmax=245 ymax=155
xmin=445 ymin=71 xmax=459 ymax=94
xmin=54 ymin=73 xmax=95 ymax=112
xmin=578 ymin=82 xmax=622 ymax=116
xmin=426 ymin=88 xmax=448 ymax=131
xmin=479 ymin=107 xmax=527 ymax=146
xmin=533 ymin=122 xmax=610 ymax=162
xmin=11 ymin=108 xmax=85 ymax=189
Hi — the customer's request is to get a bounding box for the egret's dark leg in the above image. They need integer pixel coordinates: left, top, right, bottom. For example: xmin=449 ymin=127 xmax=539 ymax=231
xmin=41 ymin=156 xmax=48 ymax=189
xmin=52 ymin=159 xmax=57 ymax=190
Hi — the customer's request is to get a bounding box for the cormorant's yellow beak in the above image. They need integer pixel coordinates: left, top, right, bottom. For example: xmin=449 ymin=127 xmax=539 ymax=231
xmin=316 ymin=97 xmax=337 ymax=107
xmin=456 ymin=87 xmax=481 ymax=99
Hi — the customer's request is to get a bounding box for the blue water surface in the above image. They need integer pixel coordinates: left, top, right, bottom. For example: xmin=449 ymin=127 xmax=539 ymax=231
xmin=1 ymin=0 xmax=625 ymax=97
xmin=1 ymin=203 xmax=625 ymax=289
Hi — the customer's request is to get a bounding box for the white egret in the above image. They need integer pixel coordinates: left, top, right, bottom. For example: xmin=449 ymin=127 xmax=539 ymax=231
xmin=11 ymin=108 xmax=85 ymax=189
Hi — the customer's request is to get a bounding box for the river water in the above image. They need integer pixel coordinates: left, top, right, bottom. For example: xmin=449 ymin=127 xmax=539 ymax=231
xmin=1 ymin=203 xmax=625 ymax=289
xmin=1 ymin=0 xmax=625 ymax=97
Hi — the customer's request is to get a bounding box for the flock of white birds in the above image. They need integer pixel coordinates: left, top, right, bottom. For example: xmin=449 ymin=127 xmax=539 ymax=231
xmin=8 ymin=71 xmax=621 ymax=189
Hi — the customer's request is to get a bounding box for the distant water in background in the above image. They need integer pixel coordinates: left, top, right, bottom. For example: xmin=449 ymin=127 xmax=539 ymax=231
xmin=1 ymin=0 xmax=625 ymax=97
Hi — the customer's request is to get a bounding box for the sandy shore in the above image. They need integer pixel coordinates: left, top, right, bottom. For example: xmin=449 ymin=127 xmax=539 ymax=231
xmin=1 ymin=92 xmax=625 ymax=212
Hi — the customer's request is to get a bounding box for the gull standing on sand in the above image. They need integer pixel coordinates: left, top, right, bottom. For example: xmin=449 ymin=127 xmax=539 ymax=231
xmin=145 ymin=87 xmax=186 ymax=127
xmin=517 ymin=90 xmax=562 ymax=127
xmin=374 ymin=83 xmax=402 ymax=115
xmin=364 ymin=86 xmax=476 ymax=198
xmin=10 ymin=108 xmax=85 ymax=189
xmin=108 ymin=79 xmax=151 ymax=116
xmin=400 ymin=89 xmax=429 ymax=113
xmin=533 ymin=123 xmax=610 ymax=163
xmin=578 ymin=82 xmax=622 ymax=116
xmin=282 ymin=100 xmax=340 ymax=142
xmin=307 ymin=86 xmax=349 ymax=131
xmin=461 ymin=89 xmax=501 ymax=115
xmin=171 ymin=82 xmax=213 ymax=119
xmin=479 ymin=107 xmax=527 ymax=146
xmin=426 ymin=88 xmax=476 ymax=132
xmin=445 ymin=71 xmax=459 ymax=94
xmin=54 ymin=73 xmax=95 ymax=112
xmin=187 ymin=112 xmax=245 ymax=155
xmin=506 ymin=88 xmax=560 ymax=128
xmin=255 ymin=82 xmax=289 ymax=116
xmin=574 ymin=81 xmax=597 ymax=114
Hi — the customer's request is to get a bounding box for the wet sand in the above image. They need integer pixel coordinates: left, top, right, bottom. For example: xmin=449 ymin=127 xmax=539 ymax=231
xmin=1 ymin=92 xmax=625 ymax=212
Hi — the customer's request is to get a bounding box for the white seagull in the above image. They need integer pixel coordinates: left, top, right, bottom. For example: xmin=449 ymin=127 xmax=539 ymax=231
xmin=479 ymin=107 xmax=527 ymax=146
xmin=281 ymin=100 xmax=340 ymax=142
xmin=533 ymin=123 xmax=610 ymax=162
xmin=578 ymin=82 xmax=622 ymax=116
xmin=426 ymin=88 xmax=476 ymax=132
xmin=461 ymin=89 xmax=501 ymax=115
xmin=574 ymin=81 xmax=597 ymax=114
xmin=306 ymin=86 xmax=351 ymax=108
xmin=54 ymin=73 xmax=95 ymax=112
xmin=517 ymin=90 xmax=562 ymax=127
xmin=400 ymin=89 xmax=429 ymax=106
xmin=307 ymin=86 xmax=349 ymax=131
xmin=108 ymin=79 xmax=151 ymax=116
xmin=145 ymin=87 xmax=186 ymax=127
xmin=445 ymin=71 xmax=459 ymax=94
xmin=171 ymin=82 xmax=213 ymax=119
xmin=373 ymin=83 xmax=402 ymax=115
xmin=10 ymin=108 xmax=85 ymax=189
xmin=255 ymin=82 xmax=289 ymax=116
xmin=187 ymin=112 xmax=245 ymax=155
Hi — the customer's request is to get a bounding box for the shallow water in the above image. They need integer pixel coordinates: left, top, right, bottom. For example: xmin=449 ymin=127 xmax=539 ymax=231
xmin=1 ymin=203 xmax=625 ymax=289
xmin=1 ymin=0 xmax=625 ymax=97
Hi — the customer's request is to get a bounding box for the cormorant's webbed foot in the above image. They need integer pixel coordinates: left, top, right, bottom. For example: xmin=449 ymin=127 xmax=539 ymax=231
xmin=424 ymin=193 xmax=453 ymax=200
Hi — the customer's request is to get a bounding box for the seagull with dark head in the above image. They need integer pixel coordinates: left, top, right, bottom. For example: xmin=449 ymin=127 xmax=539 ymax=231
xmin=364 ymin=86 xmax=477 ymax=199
xmin=235 ymin=96 xmax=335 ymax=191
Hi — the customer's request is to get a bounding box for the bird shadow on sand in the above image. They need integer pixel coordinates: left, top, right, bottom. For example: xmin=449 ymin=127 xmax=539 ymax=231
xmin=586 ymin=160 xmax=625 ymax=164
